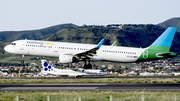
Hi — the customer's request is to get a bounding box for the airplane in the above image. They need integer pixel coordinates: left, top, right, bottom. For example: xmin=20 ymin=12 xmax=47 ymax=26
xmin=4 ymin=27 xmax=177 ymax=69
xmin=41 ymin=59 xmax=107 ymax=77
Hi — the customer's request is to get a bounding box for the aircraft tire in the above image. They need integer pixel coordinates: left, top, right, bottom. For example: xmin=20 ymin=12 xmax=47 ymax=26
xmin=83 ymin=64 xmax=92 ymax=69
xmin=83 ymin=64 xmax=88 ymax=69
xmin=21 ymin=60 xmax=24 ymax=64
xmin=87 ymin=64 xmax=92 ymax=69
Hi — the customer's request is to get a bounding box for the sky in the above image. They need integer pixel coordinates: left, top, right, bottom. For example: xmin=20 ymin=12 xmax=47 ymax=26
xmin=0 ymin=0 xmax=180 ymax=31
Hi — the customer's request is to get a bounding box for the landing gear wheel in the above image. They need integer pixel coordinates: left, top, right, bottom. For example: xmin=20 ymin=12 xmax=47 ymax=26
xmin=87 ymin=64 xmax=92 ymax=69
xmin=83 ymin=64 xmax=88 ymax=69
xmin=21 ymin=60 xmax=24 ymax=64
xmin=83 ymin=60 xmax=92 ymax=69
xmin=83 ymin=64 xmax=92 ymax=69
xmin=21 ymin=55 xmax=25 ymax=66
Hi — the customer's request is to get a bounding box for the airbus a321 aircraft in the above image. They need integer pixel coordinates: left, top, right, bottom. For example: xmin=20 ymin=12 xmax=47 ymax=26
xmin=41 ymin=59 xmax=106 ymax=77
xmin=4 ymin=27 xmax=177 ymax=69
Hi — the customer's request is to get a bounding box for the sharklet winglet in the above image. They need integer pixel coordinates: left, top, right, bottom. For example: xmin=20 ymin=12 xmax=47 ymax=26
xmin=96 ymin=38 xmax=105 ymax=49
xmin=111 ymin=41 xmax=117 ymax=46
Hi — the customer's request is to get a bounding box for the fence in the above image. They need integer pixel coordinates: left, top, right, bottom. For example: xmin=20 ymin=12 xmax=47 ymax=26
xmin=15 ymin=94 xmax=178 ymax=101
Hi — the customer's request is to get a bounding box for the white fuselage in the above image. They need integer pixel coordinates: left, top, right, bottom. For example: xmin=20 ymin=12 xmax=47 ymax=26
xmin=4 ymin=40 xmax=146 ymax=62
xmin=42 ymin=68 xmax=106 ymax=76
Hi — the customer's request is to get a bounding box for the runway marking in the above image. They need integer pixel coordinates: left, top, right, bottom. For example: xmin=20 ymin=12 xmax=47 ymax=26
xmin=1 ymin=87 xmax=98 ymax=90
xmin=23 ymin=83 xmax=107 ymax=85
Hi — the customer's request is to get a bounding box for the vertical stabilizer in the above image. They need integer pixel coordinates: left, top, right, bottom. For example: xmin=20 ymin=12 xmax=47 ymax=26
xmin=137 ymin=27 xmax=177 ymax=62
xmin=41 ymin=59 xmax=54 ymax=72
xmin=149 ymin=27 xmax=177 ymax=52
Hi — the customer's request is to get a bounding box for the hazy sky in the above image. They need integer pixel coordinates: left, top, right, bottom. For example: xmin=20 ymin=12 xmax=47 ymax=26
xmin=0 ymin=0 xmax=180 ymax=31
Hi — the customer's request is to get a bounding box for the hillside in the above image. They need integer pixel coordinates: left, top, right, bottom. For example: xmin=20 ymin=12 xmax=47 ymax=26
xmin=0 ymin=23 xmax=78 ymax=41
xmin=158 ymin=17 xmax=180 ymax=32
xmin=42 ymin=24 xmax=180 ymax=53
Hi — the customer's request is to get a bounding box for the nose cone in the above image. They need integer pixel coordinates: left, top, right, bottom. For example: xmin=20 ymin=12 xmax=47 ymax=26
xmin=4 ymin=45 xmax=11 ymax=53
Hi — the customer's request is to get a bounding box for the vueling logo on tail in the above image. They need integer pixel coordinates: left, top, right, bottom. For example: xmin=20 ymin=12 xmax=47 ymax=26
xmin=43 ymin=62 xmax=53 ymax=72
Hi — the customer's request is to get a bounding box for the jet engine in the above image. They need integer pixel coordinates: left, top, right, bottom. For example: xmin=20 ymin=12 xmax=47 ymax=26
xmin=59 ymin=54 xmax=79 ymax=63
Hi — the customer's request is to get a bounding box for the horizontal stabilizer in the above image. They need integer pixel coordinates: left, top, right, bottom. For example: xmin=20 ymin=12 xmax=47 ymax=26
xmin=156 ymin=52 xmax=177 ymax=57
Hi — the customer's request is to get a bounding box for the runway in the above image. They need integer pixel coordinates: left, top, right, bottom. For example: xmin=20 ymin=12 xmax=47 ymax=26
xmin=1 ymin=83 xmax=180 ymax=91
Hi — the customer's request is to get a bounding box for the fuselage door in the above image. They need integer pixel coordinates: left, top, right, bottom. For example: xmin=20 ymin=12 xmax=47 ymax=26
xmin=20 ymin=41 xmax=24 ymax=50
xmin=53 ymin=43 xmax=58 ymax=52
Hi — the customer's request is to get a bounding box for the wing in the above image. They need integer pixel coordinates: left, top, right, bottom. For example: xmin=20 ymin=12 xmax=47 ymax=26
xmin=75 ymin=38 xmax=105 ymax=60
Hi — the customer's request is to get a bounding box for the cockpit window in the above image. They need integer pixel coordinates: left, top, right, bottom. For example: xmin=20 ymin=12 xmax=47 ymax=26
xmin=10 ymin=43 xmax=16 ymax=46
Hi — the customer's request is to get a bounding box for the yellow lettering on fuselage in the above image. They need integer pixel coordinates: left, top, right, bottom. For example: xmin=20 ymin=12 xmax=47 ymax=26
xmin=44 ymin=42 xmax=54 ymax=45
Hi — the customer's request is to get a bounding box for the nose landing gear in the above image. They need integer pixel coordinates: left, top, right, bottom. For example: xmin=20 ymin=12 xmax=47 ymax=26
xmin=21 ymin=55 xmax=25 ymax=64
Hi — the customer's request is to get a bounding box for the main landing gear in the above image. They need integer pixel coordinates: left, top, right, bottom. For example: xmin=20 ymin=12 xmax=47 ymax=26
xmin=83 ymin=60 xmax=92 ymax=69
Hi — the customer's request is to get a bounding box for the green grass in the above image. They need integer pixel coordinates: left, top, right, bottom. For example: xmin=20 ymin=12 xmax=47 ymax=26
xmin=0 ymin=91 xmax=179 ymax=101
xmin=1 ymin=78 xmax=180 ymax=84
